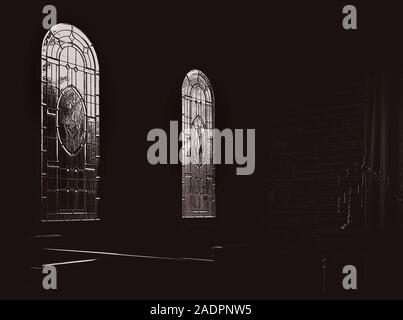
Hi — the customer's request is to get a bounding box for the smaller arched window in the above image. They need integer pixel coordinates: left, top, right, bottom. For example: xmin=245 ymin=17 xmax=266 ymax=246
xmin=182 ymin=70 xmax=215 ymax=218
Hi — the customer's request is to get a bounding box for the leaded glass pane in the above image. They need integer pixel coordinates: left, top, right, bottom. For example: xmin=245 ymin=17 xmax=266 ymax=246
xmin=41 ymin=23 xmax=100 ymax=222
xmin=182 ymin=70 xmax=215 ymax=218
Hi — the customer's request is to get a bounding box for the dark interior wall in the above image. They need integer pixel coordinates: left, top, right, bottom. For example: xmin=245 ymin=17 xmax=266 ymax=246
xmin=2 ymin=0 xmax=272 ymax=250
xmin=265 ymin=77 xmax=366 ymax=233
xmin=398 ymin=76 xmax=403 ymax=230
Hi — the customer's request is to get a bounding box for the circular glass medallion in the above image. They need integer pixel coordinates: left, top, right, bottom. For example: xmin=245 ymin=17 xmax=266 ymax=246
xmin=57 ymin=86 xmax=86 ymax=156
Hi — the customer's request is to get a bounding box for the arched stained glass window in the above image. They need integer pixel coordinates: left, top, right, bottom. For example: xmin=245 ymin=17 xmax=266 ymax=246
xmin=182 ymin=70 xmax=215 ymax=218
xmin=41 ymin=23 xmax=100 ymax=221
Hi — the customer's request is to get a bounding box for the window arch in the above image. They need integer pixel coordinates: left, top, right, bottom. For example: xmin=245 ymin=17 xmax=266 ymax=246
xmin=41 ymin=24 xmax=100 ymax=221
xmin=182 ymin=70 xmax=215 ymax=218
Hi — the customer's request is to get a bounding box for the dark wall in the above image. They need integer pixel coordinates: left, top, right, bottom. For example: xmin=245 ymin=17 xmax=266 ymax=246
xmin=398 ymin=76 xmax=403 ymax=230
xmin=265 ymin=77 xmax=366 ymax=233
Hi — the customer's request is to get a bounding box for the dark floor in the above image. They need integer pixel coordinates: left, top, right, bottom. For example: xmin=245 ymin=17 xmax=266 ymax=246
xmin=2 ymin=229 xmax=402 ymax=300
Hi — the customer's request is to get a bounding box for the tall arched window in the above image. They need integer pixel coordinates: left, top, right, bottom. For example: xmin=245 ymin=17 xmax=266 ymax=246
xmin=41 ymin=24 xmax=100 ymax=221
xmin=182 ymin=70 xmax=215 ymax=218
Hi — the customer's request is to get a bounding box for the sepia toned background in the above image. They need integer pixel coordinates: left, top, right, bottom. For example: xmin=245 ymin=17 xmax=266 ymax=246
xmin=0 ymin=1 xmax=403 ymax=299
